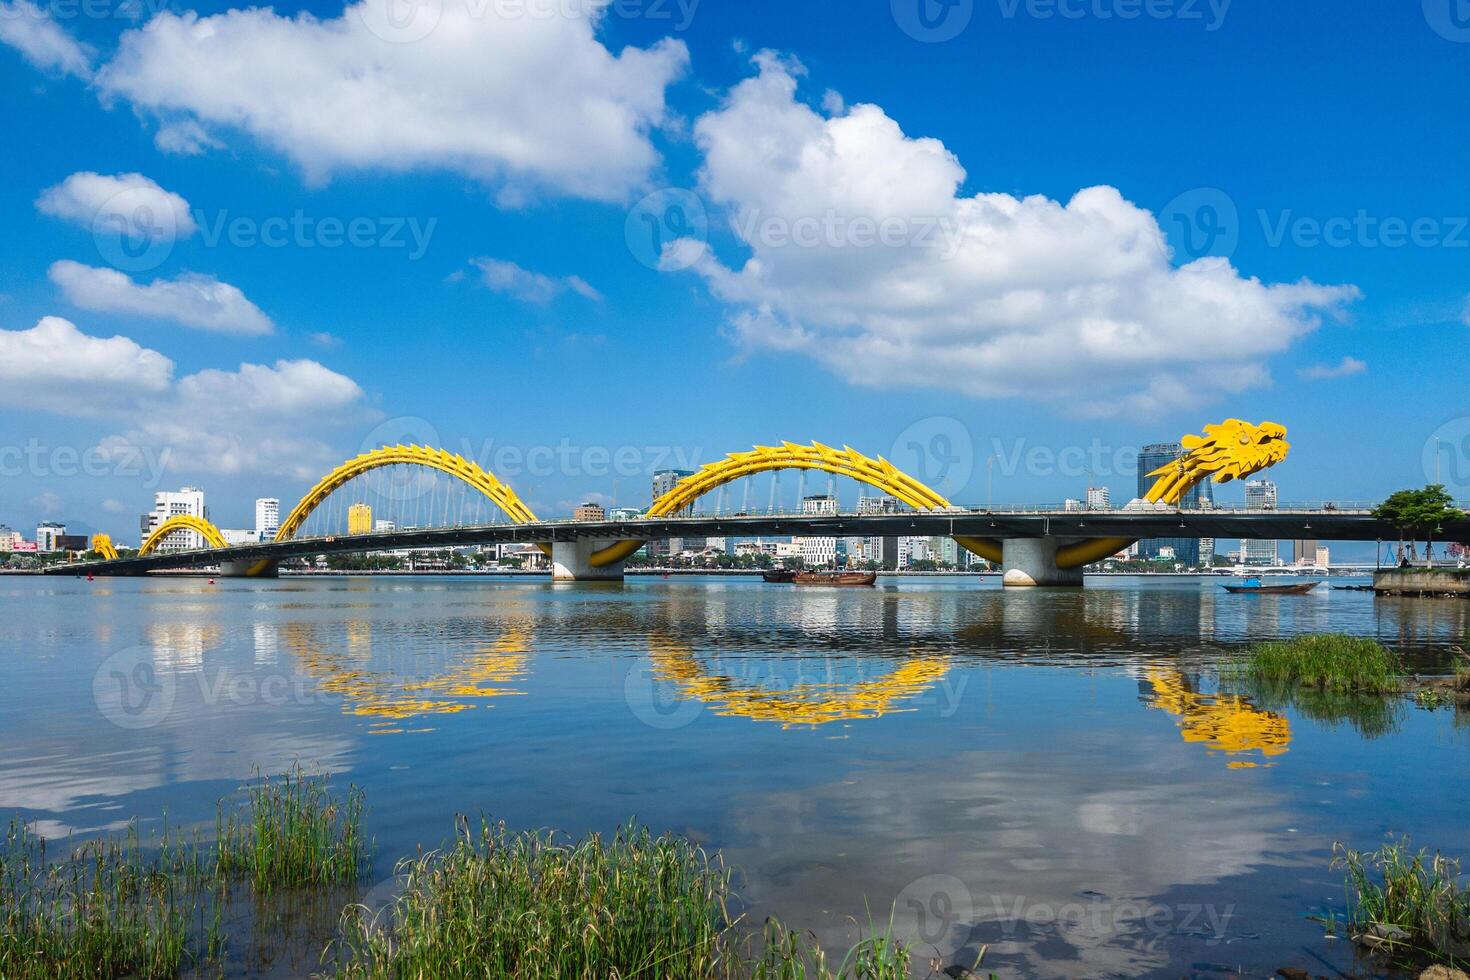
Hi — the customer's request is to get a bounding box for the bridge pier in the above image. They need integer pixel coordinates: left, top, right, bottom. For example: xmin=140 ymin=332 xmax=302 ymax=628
xmin=220 ymin=559 xmax=279 ymax=578
xmin=551 ymin=539 xmax=626 ymax=582
xmin=1001 ymin=538 xmax=1084 ymax=588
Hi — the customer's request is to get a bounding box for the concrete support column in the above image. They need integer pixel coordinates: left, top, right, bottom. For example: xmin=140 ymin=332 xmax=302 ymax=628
xmin=220 ymin=559 xmax=279 ymax=578
xmin=1002 ymin=538 xmax=1084 ymax=588
xmin=551 ymin=539 xmax=627 ymax=582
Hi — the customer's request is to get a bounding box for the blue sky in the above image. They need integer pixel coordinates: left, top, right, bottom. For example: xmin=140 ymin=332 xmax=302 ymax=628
xmin=1 ymin=0 xmax=1467 ymax=539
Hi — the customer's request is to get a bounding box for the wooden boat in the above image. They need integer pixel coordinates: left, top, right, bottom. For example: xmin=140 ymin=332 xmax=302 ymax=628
xmin=1222 ymin=579 xmax=1320 ymax=595
xmin=761 ymin=568 xmax=797 ymax=583
xmin=793 ymin=570 xmax=877 ymax=587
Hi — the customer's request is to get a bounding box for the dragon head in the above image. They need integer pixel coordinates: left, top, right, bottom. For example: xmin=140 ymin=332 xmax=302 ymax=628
xmin=1145 ymin=419 xmax=1290 ymax=504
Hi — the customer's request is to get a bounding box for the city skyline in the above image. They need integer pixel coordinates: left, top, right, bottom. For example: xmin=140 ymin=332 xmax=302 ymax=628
xmin=2 ymin=2 xmax=1468 ymax=542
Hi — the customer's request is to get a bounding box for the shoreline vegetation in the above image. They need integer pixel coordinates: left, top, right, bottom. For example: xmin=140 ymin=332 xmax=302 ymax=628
xmin=0 ymin=769 xmax=975 ymax=980
xmin=1227 ymin=633 xmax=1470 ymax=709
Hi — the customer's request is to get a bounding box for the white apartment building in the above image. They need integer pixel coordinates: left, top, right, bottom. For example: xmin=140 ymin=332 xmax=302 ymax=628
xmin=255 ymin=498 xmax=280 ymax=538
xmin=144 ymin=488 xmax=208 ymax=551
xmin=36 ymin=522 xmax=66 ymax=552
xmin=1086 ymin=486 xmax=1112 ymax=509
xmin=794 ymin=494 xmax=838 ymax=568
xmin=1242 ymin=479 xmax=1279 ymax=564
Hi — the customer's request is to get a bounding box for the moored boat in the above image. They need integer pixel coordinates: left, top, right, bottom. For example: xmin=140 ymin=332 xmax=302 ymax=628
xmin=793 ymin=570 xmax=877 ymax=587
xmin=1222 ymin=578 xmax=1319 ymax=595
xmin=761 ymin=568 xmax=797 ymax=583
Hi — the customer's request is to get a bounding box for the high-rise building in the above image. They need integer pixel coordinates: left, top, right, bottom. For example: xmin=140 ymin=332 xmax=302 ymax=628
xmin=1291 ymin=538 xmax=1319 ymax=565
xmin=573 ymin=502 xmax=606 ymax=522
xmin=650 ymin=469 xmax=697 ymax=558
xmin=142 ymin=487 xmax=207 ymax=551
xmin=1242 ymin=479 xmax=1279 ymax=564
xmin=651 ymin=470 xmax=695 ymax=510
xmin=854 ymin=495 xmax=900 ymax=569
xmin=1135 ymin=444 xmax=1208 ymax=565
xmin=794 ymin=494 xmax=837 ymax=567
xmin=255 ymin=498 xmax=280 ymax=538
xmin=348 ymin=502 xmax=373 ymax=534
xmin=1086 ymin=486 xmax=1111 ymax=509
xmin=36 ymin=522 xmax=66 ymax=552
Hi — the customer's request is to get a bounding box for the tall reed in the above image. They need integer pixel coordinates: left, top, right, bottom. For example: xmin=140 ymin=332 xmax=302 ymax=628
xmin=216 ymin=765 xmax=368 ymax=892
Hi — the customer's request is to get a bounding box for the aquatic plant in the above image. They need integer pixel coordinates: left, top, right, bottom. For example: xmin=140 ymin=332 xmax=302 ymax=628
xmin=750 ymin=913 xmax=916 ymax=980
xmin=216 ymin=765 xmax=369 ymax=892
xmin=329 ymin=818 xmax=739 ymax=978
xmin=0 ymin=818 xmax=218 ymax=980
xmin=1333 ymin=837 xmax=1470 ymax=967
xmin=1231 ymin=634 xmax=1399 ymax=694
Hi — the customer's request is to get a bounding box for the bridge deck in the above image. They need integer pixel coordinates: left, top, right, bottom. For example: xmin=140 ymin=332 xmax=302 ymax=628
xmin=46 ymin=509 xmax=1468 ymax=576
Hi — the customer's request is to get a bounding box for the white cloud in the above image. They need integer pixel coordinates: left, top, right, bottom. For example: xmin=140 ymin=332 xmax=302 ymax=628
xmin=99 ymin=359 xmax=370 ymax=478
xmin=49 ymin=261 xmax=274 ymax=336
xmin=470 ymin=258 xmax=602 ymax=304
xmin=2 ymin=315 xmax=371 ymax=477
xmin=0 ymin=316 xmax=173 ymax=415
xmin=308 ymin=331 xmax=342 ymax=347
xmin=101 ymin=498 xmax=126 ymax=513
xmin=153 ymin=118 xmax=223 ymax=156
xmin=30 ymin=491 xmax=63 ymax=515
xmin=36 ymin=171 xmax=197 ymax=238
xmin=95 ymin=0 xmax=689 ymax=202
xmin=0 ymin=0 xmax=93 ymax=78
xmin=684 ymin=54 xmax=1361 ymax=416
xmin=1298 ymin=355 xmax=1366 ymax=381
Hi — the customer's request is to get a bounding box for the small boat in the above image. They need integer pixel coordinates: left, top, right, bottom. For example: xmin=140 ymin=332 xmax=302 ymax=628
xmin=793 ymin=570 xmax=877 ymax=587
xmin=1222 ymin=578 xmax=1319 ymax=595
xmin=761 ymin=568 xmax=797 ymax=583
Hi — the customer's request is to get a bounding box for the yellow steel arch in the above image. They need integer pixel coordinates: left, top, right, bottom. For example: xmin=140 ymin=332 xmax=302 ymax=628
xmin=588 ymin=441 xmax=1003 ymax=567
xmin=275 ymin=444 xmax=541 ymax=544
xmin=91 ymin=533 xmax=119 ymax=561
xmin=138 ymin=514 xmax=229 ymax=557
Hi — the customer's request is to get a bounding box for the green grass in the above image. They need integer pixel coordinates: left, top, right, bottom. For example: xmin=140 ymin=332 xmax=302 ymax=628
xmin=329 ymin=818 xmax=738 ymax=978
xmin=1333 ymin=837 xmax=1470 ymax=967
xmin=327 ymin=819 xmax=922 ymax=980
xmin=1231 ymin=634 xmax=1400 ymax=694
xmin=0 ymin=819 xmax=215 ymax=980
xmin=216 ymin=766 xmax=368 ymax=892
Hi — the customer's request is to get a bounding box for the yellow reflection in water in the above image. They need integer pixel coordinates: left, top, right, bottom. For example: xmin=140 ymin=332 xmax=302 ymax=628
xmin=649 ymin=636 xmax=950 ymax=728
xmin=284 ymin=622 xmax=529 ymax=733
xmin=1145 ymin=668 xmax=1290 ymax=768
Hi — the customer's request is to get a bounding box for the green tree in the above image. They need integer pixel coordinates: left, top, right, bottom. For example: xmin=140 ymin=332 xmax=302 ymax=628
xmin=1374 ymin=485 xmax=1466 ymax=567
